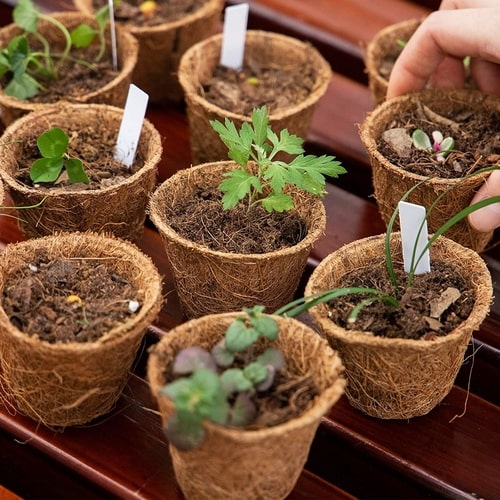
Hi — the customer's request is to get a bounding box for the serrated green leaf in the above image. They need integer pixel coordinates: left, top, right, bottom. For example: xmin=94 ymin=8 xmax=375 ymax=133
xmin=251 ymin=314 xmax=279 ymax=340
xmin=225 ymin=319 xmax=259 ymax=352
xmin=13 ymin=0 xmax=40 ymax=33
xmin=30 ymin=157 xmax=64 ymax=183
xmin=250 ymin=106 xmax=269 ymax=146
xmin=276 ymin=128 xmax=304 ymax=154
xmin=220 ymin=368 xmax=253 ymax=395
xmin=262 ymin=161 xmax=289 ymax=194
xmin=66 ymin=158 xmax=90 ymax=184
xmin=70 ymin=24 xmax=96 ymax=48
xmin=243 ymin=362 xmax=268 ymax=385
xmin=37 ymin=127 xmax=68 ymax=158
xmin=260 ymin=192 xmax=294 ymax=212
xmin=219 ymin=169 xmax=261 ymax=209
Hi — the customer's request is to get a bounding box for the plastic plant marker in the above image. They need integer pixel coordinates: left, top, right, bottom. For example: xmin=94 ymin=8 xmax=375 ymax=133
xmin=220 ymin=3 xmax=249 ymax=70
xmin=108 ymin=0 xmax=118 ymax=70
xmin=398 ymin=200 xmax=431 ymax=274
xmin=114 ymin=84 xmax=149 ymax=167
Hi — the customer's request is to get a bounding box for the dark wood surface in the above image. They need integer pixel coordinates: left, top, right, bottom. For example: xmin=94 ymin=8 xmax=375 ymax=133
xmin=0 ymin=0 xmax=499 ymax=499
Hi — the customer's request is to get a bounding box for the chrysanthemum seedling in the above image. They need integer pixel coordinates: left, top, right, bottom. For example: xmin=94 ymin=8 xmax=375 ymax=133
xmin=412 ymin=129 xmax=455 ymax=162
xmin=30 ymin=127 xmax=89 ymax=185
xmin=210 ymin=106 xmax=346 ymax=212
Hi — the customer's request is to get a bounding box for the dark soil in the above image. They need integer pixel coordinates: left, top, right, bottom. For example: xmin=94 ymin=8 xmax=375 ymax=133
xmin=2 ymin=255 xmax=143 ymax=344
xmin=325 ymin=260 xmax=475 ymax=340
xmin=13 ymin=120 xmax=145 ymax=191
xmin=202 ymin=61 xmax=319 ymax=116
xmin=378 ymin=103 xmax=500 ymax=178
xmin=166 ymin=187 xmax=308 ymax=254
xmin=93 ymin=0 xmax=207 ymax=27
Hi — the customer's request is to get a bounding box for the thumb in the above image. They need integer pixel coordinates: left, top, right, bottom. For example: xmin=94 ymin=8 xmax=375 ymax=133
xmin=468 ymin=170 xmax=500 ymax=232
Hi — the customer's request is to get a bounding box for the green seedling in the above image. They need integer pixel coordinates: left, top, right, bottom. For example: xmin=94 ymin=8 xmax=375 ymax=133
xmin=161 ymin=167 xmax=500 ymax=451
xmin=161 ymin=305 xmax=283 ymax=451
xmin=0 ymin=0 xmax=109 ymax=99
xmin=30 ymin=127 xmax=89 ymax=185
xmin=210 ymin=106 xmax=346 ymax=212
xmin=412 ymin=129 xmax=455 ymax=162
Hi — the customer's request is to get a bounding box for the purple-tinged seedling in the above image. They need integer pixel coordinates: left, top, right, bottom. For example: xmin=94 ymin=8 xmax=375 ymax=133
xmin=412 ymin=129 xmax=455 ymax=162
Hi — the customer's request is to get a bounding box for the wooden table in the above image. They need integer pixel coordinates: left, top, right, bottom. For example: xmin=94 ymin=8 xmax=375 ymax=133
xmin=0 ymin=0 xmax=499 ymax=498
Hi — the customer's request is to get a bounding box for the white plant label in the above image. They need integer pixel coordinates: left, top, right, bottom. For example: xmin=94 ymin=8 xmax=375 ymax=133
xmin=398 ymin=200 xmax=431 ymax=274
xmin=114 ymin=84 xmax=149 ymax=168
xmin=108 ymin=0 xmax=118 ymax=71
xmin=220 ymin=3 xmax=249 ymax=70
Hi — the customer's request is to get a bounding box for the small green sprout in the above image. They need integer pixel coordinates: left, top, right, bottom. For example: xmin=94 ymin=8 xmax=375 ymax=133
xmin=161 ymin=305 xmax=284 ymax=451
xmin=0 ymin=0 xmax=109 ymax=100
xmin=210 ymin=106 xmax=346 ymax=212
xmin=30 ymin=127 xmax=89 ymax=185
xmin=412 ymin=129 xmax=455 ymax=162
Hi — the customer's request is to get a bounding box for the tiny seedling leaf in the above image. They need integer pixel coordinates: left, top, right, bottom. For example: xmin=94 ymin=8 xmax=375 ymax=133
xmin=65 ymin=158 xmax=90 ymax=184
xmin=229 ymin=392 xmax=257 ymax=426
xmin=13 ymin=0 xmax=40 ymax=34
xmin=70 ymin=24 xmax=97 ymax=48
xmin=225 ymin=319 xmax=259 ymax=352
xmin=30 ymin=157 xmax=63 ymax=183
xmin=37 ymin=127 xmax=69 ymax=158
xmin=412 ymin=129 xmax=432 ymax=151
xmin=172 ymin=346 xmax=217 ymax=375
xmin=219 ymin=368 xmax=253 ymax=395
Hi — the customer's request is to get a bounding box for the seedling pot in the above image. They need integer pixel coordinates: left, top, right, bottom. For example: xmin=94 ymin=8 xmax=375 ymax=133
xmin=73 ymin=0 xmax=223 ymax=103
xmin=359 ymin=88 xmax=496 ymax=252
xmin=0 ymin=231 xmax=163 ymax=427
xmin=148 ymin=161 xmax=326 ymax=318
xmin=0 ymin=103 xmax=162 ymax=242
xmin=0 ymin=11 xmax=138 ymax=125
xmin=177 ymin=30 xmax=331 ymax=164
xmin=305 ymin=232 xmax=492 ymax=419
xmin=364 ymin=18 xmax=420 ymax=106
xmin=147 ymin=311 xmax=345 ymax=499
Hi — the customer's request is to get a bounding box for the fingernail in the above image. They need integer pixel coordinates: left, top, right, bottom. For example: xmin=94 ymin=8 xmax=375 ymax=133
xmin=469 ymin=202 xmax=500 ymax=232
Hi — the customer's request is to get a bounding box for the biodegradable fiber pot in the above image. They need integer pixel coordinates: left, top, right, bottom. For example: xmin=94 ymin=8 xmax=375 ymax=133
xmin=359 ymin=88 xmax=495 ymax=252
xmin=0 ymin=103 xmax=162 ymax=243
xmin=148 ymin=161 xmax=326 ymax=319
xmin=0 ymin=11 xmax=138 ymax=125
xmin=305 ymin=233 xmax=492 ymax=419
xmin=364 ymin=18 xmax=421 ymax=106
xmin=177 ymin=30 xmax=332 ymax=165
xmin=73 ymin=0 xmax=224 ymax=103
xmin=0 ymin=232 xmax=163 ymax=427
xmin=147 ymin=311 xmax=345 ymax=500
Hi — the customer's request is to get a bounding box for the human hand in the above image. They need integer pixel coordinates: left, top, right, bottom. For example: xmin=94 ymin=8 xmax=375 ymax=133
xmin=387 ymin=2 xmax=500 ymax=233
xmin=387 ymin=5 xmax=500 ymax=98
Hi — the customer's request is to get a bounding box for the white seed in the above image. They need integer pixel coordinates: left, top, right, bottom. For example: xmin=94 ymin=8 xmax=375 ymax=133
xmin=128 ymin=300 xmax=140 ymax=313
xmin=28 ymin=264 xmax=38 ymax=272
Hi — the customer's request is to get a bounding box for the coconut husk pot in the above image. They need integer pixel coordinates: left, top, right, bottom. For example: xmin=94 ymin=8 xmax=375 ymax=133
xmin=148 ymin=161 xmax=326 ymax=319
xmin=0 ymin=231 xmax=163 ymax=427
xmin=0 ymin=103 xmax=162 ymax=242
xmin=0 ymin=11 xmax=138 ymax=126
xmin=364 ymin=18 xmax=421 ymax=106
xmin=177 ymin=30 xmax=332 ymax=164
xmin=359 ymin=88 xmax=496 ymax=252
xmin=305 ymin=232 xmax=492 ymax=419
xmin=73 ymin=0 xmax=224 ymax=104
xmin=147 ymin=311 xmax=345 ymax=499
